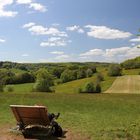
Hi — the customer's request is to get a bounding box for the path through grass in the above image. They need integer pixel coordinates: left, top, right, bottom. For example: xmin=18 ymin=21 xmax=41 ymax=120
xmin=105 ymin=75 xmax=140 ymax=94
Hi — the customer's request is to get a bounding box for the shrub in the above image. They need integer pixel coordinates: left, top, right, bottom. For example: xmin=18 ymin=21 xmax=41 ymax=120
xmin=86 ymin=69 xmax=93 ymax=77
xmin=80 ymin=82 xmax=95 ymax=93
xmin=60 ymin=69 xmax=77 ymax=83
xmin=77 ymin=69 xmax=86 ymax=79
xmin=6 ymin=85 xmax=14 ymax=92
xmin=96 ymin=73 xmax=104 ymax=82
xmin=34 ymin=68 xmax=54 ymax=92
xmin=0 ymin=84 xmax=5 ymax=92
xmin=108 ymin=64 xmax=122 ymax=76
xmin=33 ymin=79 xmax=52 ymax=92
xmin=95 ymin=83 xmax=101 ymax=93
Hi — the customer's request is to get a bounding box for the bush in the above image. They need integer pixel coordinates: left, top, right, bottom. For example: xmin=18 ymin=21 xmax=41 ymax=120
xmin=60 ymin=69 xmax=77 ymax=83
xmin=86 ymin=69 xmax=93 ymax=77
xmin=95 ymin=83 xmax=101 ymax=93
xmin=96 ymin=73 xmax=104 ymax=82
xmin=80 ymin=82 xmax=95 ymax=93
xmin=34 ymin=68 xmax=54 ymax=92
xmin=77 ymin=69 xmax=86 ymax=79
xmin=33 ymin=79 xmax=52 ymax=92
xmin=6 ymin=85 xmax=14 ymax=92
xmin=0 ymin=84 xmax=5 ymax=92
xmin=108 ymin=64 xmax=122 ymax=76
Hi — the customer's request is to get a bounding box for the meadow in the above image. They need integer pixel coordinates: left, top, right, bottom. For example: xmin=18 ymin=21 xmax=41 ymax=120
xmin=0 ymin=92 xmax=140 ymax=140
xmin=1 ymin=66 xmax=140 ymax=139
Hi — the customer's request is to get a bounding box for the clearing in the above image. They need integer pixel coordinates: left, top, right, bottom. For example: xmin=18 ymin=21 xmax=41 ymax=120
xmin=105 ymin=75 xmax=140 ymax=94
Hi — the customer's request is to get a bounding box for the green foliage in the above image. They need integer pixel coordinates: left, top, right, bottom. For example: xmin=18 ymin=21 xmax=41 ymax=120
xmin=89 ymin=65 xmax=97 ymax=73
xmin=0 ymin=84 xmax=5 ymax=92
xmin=95 ymin=83 xmax=101 ymax=93
xmin=60 ymin=69 xmax=77 ymax=83
xmin=14 ymin=72 xmax=35 ymax=84
xmin=77 ymin=68 xmax=86 ymax=79
xmin=80 ymin=82 xmax=95 ymax=93
xmin=86 ymin=68 xmax=93 ymax=77
xmin=34 ymin=68 xmax=54 ymax=92
xmin=96 ymin=73 xmax=104 ymax=82
xmin=6 ymin=85 xmax=14 ymax=92
xmin=108 ymin=64 xmax=122 ymax=76
xmin=50 ymin=67 xmax=64 ymax=78
xmin=121 ymin=56 xmax=140 ymax=69
xmin=33 ymin=79 xmax=52 ymax=92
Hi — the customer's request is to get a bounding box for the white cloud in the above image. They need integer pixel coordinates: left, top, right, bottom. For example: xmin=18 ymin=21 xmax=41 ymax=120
xmin=40 ymin=37 xmax=69 ymax=47
xmin=50 ymin=51 xmax=64 ymax=55
xmin=16 ymin=0 xmax=32 ymax=4
xmin=16 ymin=0 xmax=47 ymax=13
xmin=22 ymin=22 xmax=35 ymax=28
xmin=80 ymin=49 xmax=104 ymax=56
xmin=0 ymin=0 xmax=18 ymax=17
xmin=80 ymin=46 xmax=140 ymax=62
xmin=22 ymin=54 xmax=29 ymax=57
xmin=85 ymin=25 xmax=132 ymax=39
xmin=66 ymin=25 xmax=84 ymax=33
xmin=55 ymin=55 xmax=70 ymax=60
xmin=27 ymin=25 xmax=68 ymax=37
xmin=105 ymin=47 xmax=130 ymax=57
xmin=129 ymin=37 xmax=140 ymax=42
xmin=29 ymin=3 xmax=47 ymax=12
xmin=0 ymin=38 xmax=6 ymax=43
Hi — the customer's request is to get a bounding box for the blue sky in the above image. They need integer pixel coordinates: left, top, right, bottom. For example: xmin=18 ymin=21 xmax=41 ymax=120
xmin=0 ymin=0 xmax=140 ymax=63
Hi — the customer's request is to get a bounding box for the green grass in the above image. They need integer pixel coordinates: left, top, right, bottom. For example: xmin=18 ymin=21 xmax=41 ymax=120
xmin=123 ymin=68 xmax=140 ymax=75
xmin=5 ymin=83 xmax=34 ymax=93
xmin=0 ymin=92 xmax=140 ymax=140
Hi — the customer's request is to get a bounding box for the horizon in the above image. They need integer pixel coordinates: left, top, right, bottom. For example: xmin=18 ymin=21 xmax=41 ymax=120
xmin=0 ymin=0 xmax=140 ymax=63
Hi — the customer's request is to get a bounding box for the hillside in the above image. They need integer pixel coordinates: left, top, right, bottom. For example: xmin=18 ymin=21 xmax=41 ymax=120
xmin=105 ymin=75 xmax=140 ymax=94
xmin=121 ymin=56 xmax=140 ymax=69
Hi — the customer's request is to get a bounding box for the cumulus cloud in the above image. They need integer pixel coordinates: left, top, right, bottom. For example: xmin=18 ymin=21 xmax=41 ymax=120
xmin=105 ymin=47 xmax=130 ymax=57
xmin=29 ymin=3 xmax=47 ymax=12
xmin=66 ymin=25 xmax=84 ymax=33
xmin=16 ymin=0 xmax=47 ymax=12
xmin=40 ymin=37 xmax=69 ymax=47
xmin=129 ymin=37 xmax=140 ymax=42
xmin=22 ymin=22 xmax=35 ymax=28
xmin=0 ymin=0 xmax=18 ymax=17
xmin=80 ymin=49 xmax=104 ymax=56
xmin=24 ymin=24 xmax=68 ymax=37
xmin=50 ymin=51 xmax=64 ymax=55
xmin=85 ymin=25 xmax=132 ymax=39
xmin=0 ymin=38 xmax=6 ymax=43
xmin=16 ymin=0 xmax=32 ymax=4
xmin=80 ymin=46 xmax=140 ymax=62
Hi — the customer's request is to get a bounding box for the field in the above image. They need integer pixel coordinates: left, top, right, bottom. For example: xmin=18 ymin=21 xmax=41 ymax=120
xmin=0 ymin=92 xmax=140 ymax=140
xmin=105 ymin=75 xmax=140 ymax=94
xmin=1 ymin=68 xmax=140 ymax=139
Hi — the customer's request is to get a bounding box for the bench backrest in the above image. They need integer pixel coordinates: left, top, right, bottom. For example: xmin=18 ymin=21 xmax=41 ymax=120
xmin=10 ymin=105 xmax=50 ymax=126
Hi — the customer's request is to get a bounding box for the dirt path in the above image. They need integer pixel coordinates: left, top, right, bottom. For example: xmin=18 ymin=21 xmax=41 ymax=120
xmin=0 ymin=125 xmax=91 ymax=140
xmin=104 ymin=75 xmax=140 ymax=94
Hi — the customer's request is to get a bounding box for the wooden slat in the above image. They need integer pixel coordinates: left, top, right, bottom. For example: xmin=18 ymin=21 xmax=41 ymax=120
xmin=10 ymin=105 xmax=50 ymax=126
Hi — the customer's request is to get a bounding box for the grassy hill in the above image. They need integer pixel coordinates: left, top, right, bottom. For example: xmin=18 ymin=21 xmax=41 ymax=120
xmin=121 ymin=56 xmax=140 ymax=69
